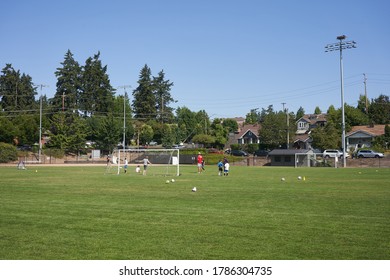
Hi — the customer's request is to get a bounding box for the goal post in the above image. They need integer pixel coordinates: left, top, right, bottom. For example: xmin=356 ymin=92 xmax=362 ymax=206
xmin=295 ymin=152 xmax=318 ymax=168
xmin=114 ymin=148 xmax=180 ymax=176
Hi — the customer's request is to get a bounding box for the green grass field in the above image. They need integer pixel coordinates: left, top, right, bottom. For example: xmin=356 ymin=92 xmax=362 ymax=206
xmin=0 ymin=164 xmax=389 ymax=260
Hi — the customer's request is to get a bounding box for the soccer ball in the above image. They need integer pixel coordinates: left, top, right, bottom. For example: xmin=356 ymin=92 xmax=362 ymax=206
xmin=298 ymin=176 xmax=302 ymax=180
xmin=281 ymin=177 xmax=285 ymax=181
xmin=166 ymin=180 xmax=170 ymax=184
xmin=192 ymin=187 xmax=197 ymax=192
xmin=171 ymin=179 xmax=175 ymax=183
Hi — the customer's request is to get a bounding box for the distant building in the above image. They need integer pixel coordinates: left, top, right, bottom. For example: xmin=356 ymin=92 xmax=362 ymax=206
xmin=346 ymin=124 xmax=388 ymax=151
xmin=294 ymin=114 xmax=327 ymax=150
xmin=236 ymin=124 xmax=260 ymax=145
xmin=268 ymin=149 xmax=314 ymax=167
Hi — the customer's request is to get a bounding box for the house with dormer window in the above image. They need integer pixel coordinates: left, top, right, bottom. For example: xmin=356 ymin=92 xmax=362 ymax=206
xmin=294 ymin=114 xmax=327 ymax=149
xmin=236 ymin=124 xmax=260 ymax=144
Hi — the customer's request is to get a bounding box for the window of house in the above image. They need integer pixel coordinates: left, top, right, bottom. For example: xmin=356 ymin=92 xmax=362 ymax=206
xmin=275 ymin=156 xmax=281 ymax=162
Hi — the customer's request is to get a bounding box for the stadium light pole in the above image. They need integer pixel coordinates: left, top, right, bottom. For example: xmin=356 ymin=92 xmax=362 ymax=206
xmin=325 ymin=35 xmax=357 ymax=168
xmin=117 ymin=85 xmax=131 ymax=149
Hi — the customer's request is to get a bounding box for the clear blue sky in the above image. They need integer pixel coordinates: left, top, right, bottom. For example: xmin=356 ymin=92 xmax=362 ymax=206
xmin=1 ymin=0 xmax=389 ymax=119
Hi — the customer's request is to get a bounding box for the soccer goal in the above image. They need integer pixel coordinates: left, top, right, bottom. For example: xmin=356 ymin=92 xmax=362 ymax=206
xmin=295 ymin=152 xmax=320 ymax=168
xmin=114 ymin=148 xmax=180 ymax=176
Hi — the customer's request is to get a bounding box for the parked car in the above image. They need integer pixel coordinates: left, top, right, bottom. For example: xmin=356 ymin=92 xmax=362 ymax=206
xmin=322 ymin=149 xmax=349 ymax=159
xmin=356 ymin=150 xmax=384 ymax=158
xmin=253 ymin=149 xmax=269 ymax=157
xmin=148 ymin=141 xmax=158 ymax=146
xmin=17 ymin=144 xmax=32 ymax=151
xmin=230 ymin=150 xmax=248 ymax=157
xmin=172 ymin=144 xmax=185 ymax=149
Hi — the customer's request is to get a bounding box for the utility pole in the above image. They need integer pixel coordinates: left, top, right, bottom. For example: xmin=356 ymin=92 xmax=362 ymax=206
xmin=282 ymin=103 xmax=289 ymax=149
xmin=35 ymin=84 xmax=48 ymax=163
xmin=325 ymin=35 xmax=357 ymax=168
xmin=161 ymin=95 xmax=164 ymax=123
xmin=117 ymin=85 xmax=131 ymax=150
xmin=363 ymin=73 xmax=368 ymax=113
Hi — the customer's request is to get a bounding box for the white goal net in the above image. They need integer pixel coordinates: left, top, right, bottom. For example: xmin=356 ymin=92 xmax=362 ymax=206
xmin=112 ymin=148 xmax=180 ymax=176
xmin=295 ymin=153 xmax=319 ymax=168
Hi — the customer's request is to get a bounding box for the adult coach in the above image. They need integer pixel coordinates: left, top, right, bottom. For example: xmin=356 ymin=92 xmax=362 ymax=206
xmin=197 ymin=152 xmax=203 ymax=173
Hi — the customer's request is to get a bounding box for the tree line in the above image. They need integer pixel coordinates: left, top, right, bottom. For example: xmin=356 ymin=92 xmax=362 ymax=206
xmin=1 ymin=50 xmax=389 ymax=156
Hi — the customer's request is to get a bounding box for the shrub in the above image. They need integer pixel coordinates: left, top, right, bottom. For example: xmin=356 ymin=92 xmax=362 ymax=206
xmin=0 ymin=142 xmax=18 ymax=163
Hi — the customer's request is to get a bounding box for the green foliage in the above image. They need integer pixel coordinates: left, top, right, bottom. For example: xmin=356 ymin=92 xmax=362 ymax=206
xmin=132 ymin=65 xmax=156 ymax=121
xmin=246 ymin=143 xmax=259 ymax=154
xmin=0 ymin=142 xmax=17 ymax=163
xmin=296 ymin=106 xmax=305 ymax=120
xmin=82 ymin=52 xmax=115 ymax=115
xmin=161 ymin=123 xmax=175 ymax=147
xmin=153 ymin=70 xmax=175 ymax=123
xmin=192 ymin=134 xmax=215 ymax=146
xmin=53 ymin=50 xmax=82 ymax=111
xmin=258 ymin=107 xmax=292 ymax=148
xmin=222 ymin=118 xmax=238 ymax=133
xmin=371 ymin=125 xmax=390 ymax=151
xmin=0 ymin=64 xmax=37 ymax=112
xmin=314 ymin=106 xmax=322 ymax=114
xmin=230 ymin=143 xmax=240 ymax=150
xmin=0 ymin=116 xmax=18 ymax=143
xmin=311 ymin=122 xmax=340 ymax=150
xmin=94 ymin=113 xmax=121 ymax=152
xmin=176 ymin=106 xmax=197 ymax=140
xmin=368 ymin=94 xmax=390 ymax=124
xmin=47 ymin=113 xmax=87 ymax=153
xmin=12 ymin=114 xmax=40 ymax=145
xmin=344 ymin=104 xmax=369 ymax=126
xmin=245 ymin=108 xmax=259 ymax=124
xmin=140 ymin=124 xmax=154 ymax=145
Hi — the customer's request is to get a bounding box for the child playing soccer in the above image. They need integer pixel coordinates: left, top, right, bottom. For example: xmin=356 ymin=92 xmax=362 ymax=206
xmin=217 ymin=159 xmax=223 ymax=176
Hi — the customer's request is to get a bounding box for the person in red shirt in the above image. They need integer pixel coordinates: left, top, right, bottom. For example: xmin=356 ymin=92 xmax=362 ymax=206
xmin=197 ymin=152 xmax=203 ymax=173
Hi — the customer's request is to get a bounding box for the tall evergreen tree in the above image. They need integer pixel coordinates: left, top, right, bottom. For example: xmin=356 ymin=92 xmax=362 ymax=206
xmin=314 ymin=106 xmax=322 ymax=114
xmin=53 ymin=50 xmax=82 ymax=112
xmin=0 ymin=64 xmax=36 ymax=112
xmin=81 ymin=52 xmax=115 ymax=115
xmin=296 ymin=106 xmax=305 ymax=120
xmin=132 ymin=64 xmax=156 ymax=121
xmin=153 ymin=70 xmax=175 ymax=123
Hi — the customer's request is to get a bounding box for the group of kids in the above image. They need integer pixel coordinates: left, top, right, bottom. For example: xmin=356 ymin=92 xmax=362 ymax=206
xmin=108 ymin=155 xmax=151 ymax=175
xmin=197 ymin=152 xmax=230 ymax=176
xmin=110 ymin=152 xmax=229 ymax=176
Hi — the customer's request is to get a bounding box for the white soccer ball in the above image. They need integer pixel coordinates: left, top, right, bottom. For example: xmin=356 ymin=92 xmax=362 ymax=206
xmin=298 ymin=176 xmax=302 ymax=180
xmin=281 ymin=177 xmax=285 ymax=181
xmin=192 ymin=187 xmax=197 ymax=192
xmin=171 ymin=179 xmax=175 ymax=183
xmin=166 ymin=180 xmax=170 ymax=184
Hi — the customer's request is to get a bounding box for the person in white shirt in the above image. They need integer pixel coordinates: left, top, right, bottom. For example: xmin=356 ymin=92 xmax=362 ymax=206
xmin=143 ymin=156 xmax=151 ymax=175
xmin=224 ymin=162 xmax=230 ymax=176
xmin=124 ymin=158 xmax=128 ymax=173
